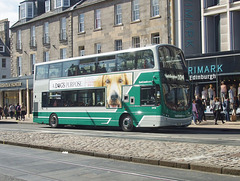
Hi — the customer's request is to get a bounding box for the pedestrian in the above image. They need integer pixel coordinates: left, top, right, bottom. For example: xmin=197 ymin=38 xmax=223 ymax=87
xmin=4 ymin=105 xmax=8 ymax=119
xmin=221 ymin=81 xmax=227 ymax=103
xmin=15 ymin=103 xmax=21 ymax=120
xmin=21 ymin=103 xmax=26 ymax=121
xmin=9 ymin=104 xmax=15 ymax=119
xmin=223 ymin=95 xmax=230 ymax=122
xmin=195 ymin=96 xmax=204 ymax=123
xmin=192 ymin=99 xmax=198 ymax=124
xmin=213 ymin=97 xmax=225 ymax=125
xmin=229 ymin=85 xmax=234 ymax=109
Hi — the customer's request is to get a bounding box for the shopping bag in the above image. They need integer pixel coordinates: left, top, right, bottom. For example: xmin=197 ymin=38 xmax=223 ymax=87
xmin=231 ymin=114 xmax=237 ymax=122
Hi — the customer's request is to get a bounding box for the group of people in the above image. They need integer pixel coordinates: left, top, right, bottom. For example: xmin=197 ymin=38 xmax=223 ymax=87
xmin=0 ymin=103 xmax=26 ymax=121
xmin=192 ymin=81 xmax=239 ymax=125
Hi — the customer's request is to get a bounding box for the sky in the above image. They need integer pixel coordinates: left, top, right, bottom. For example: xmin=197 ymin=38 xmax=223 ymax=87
xmin=0 ymin=0 xmax=19 ymax=26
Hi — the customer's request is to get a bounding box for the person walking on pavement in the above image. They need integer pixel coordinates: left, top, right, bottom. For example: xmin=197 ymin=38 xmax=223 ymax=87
xmin=15 ymin=103 xmax=21 ymax=121
xmin=9 ymin=104 xmax=15 ymax=119
xmin=4 ymin=105 xmax=8 ymax=119
xmin=195 ymin=96 xmax=204 ymax=123
xmin=21 ymin=103 xmax=26 ymax=121
xmin=213 ymin=97 xmax=225 ymax=125
xmin=192 ymin=99 xmax=198 ymax=124
xmin=223 ymin=95 xmax=230 ymax=122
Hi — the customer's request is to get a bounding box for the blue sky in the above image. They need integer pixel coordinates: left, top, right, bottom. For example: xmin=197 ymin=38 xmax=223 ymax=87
xmin=0 ymin=0 xmax=19 ymax=26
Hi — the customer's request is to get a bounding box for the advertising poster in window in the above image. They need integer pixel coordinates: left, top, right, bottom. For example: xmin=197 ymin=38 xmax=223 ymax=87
xmin=49 ymin=73 xmax=132 ymax=108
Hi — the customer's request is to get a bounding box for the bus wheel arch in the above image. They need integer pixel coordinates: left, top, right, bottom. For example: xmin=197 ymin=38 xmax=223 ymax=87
xmin=119 ymin=114 xmax=134 ymax=132
xmin=49 ymin=113 xmax=59 ymax=128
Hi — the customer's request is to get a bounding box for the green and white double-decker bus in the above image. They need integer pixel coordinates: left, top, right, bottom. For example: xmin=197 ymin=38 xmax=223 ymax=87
xmin=33 ymin=44 xmax=191 ymax=131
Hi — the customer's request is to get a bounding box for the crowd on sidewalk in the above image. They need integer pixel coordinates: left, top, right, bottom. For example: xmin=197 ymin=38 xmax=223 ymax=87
xmin=192 ymin=81 xmax=239 ymax=125
xmin=0 ymin=103 xmax=26 ymax=121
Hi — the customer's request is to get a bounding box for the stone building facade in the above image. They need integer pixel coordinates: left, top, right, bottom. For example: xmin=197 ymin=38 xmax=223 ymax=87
xmin=8 ymin=0 xmax=172 ymax=117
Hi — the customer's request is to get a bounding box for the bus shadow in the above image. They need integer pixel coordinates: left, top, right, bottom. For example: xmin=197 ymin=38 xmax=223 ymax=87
xmin=45 ymin=124 xmax=240 ymax=135
xmin=138 ymin=127 xmax=240 ymax=135
xmin=0 ymin=121 xmax=18 ymax=125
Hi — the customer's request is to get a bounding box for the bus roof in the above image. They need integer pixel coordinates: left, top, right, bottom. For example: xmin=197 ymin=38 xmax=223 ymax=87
xmin=35 ymin=44 xmax=179 ymax=66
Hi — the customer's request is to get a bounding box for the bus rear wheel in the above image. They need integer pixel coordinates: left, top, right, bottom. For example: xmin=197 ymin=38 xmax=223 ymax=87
xmin=120 ymin=115 xmax=134 ymax=132
xmin=49 ymin=113 xmax=59 ymax=128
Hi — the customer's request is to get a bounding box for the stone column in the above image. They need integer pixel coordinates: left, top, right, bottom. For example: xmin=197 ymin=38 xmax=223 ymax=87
xmin=26 ymin=79 xmax=30 ymax=118
xmin=19 ymin=89 xmax=22 ymax=105
xmin=0 ymin=91 xmax=3 ymax=107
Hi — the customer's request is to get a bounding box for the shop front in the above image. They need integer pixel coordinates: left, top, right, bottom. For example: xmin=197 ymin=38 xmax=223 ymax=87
xmin=187 ymin=51 xmax=240 ymax=112
xmin=0 ymin=75 xmax=33 ymax=117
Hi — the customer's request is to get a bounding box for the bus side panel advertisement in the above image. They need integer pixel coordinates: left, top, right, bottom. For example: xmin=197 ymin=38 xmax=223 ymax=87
xmin=49 ymin=73 xmax=132 ymax=108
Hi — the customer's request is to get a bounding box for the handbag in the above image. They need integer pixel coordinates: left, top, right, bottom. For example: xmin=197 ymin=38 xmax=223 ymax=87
xmin=231 ymin=114 xmax=237 ymax=122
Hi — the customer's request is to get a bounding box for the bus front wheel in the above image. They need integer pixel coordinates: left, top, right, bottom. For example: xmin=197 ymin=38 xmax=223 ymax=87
xmin=120 ymin=115 xmax=134 ymax=132
xmin=49 ymin=113 xmax=59 ymax=128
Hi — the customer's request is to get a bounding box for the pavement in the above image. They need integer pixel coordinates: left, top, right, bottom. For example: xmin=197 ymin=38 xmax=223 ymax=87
xmin=0 ymin=117 xmax=240 ymax=177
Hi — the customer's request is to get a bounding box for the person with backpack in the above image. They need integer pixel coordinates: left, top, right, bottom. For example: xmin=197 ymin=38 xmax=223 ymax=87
xmin=213 ymin=97 xmax=225 ymax=125
xmin=9 ymin=104 xmax=15 ymax=119
xmin=15 ymin=103 xmax=21 ymax=120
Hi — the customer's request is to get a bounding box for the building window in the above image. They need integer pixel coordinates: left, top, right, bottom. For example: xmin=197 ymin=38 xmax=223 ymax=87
xmin=115 ymin=40 xmax=122 ymax=51
xmin=2 ymin=75 xmax=6 ymax=79
xmin=79 ymin=14 xmax=84 ymax=33
xmin=132 ymin=37 xmax=140 ymax=48
xmin=30 ymin=26 xmax=36 ymax=48
xmin=43 ymin=22 xmax=50 ymax=44
xmin=30 ymin=54 xmax=36 ymax=74
xmin=95 ymin=9 xmax=101 ymax=29
xmin=79 ymin=46 xmax=85 ymax=56
xmin=17 ymin=30 xmax=22 ymax=50
xmin=60 ymin=48 xmax=67 ymax=59
xmin=63 ymin=0 xmax=70 ymax=7
xmin=151 ymin=0 xmax=159 ymax=17
xmin=213 ymin=0 xmax=220 ymax=5
xmin=20 ymin=2 xmax=34 ymax=19
xmin=0 ymin=45 xmax=4 ymax=52
xmin=2 ymin=59 xmax=6 ymax=68
xmin=115 ymin=4 xmax=122 ymax=25
xmin=132 ymin=0 xmax=140 ymax=21
xmin=55 ymin=0 xmax=70 ymax=9
xmin=95 ymin=43 xmax=101 ymax=54
xmin=43 ymin=51 xmax=50 ymax=62
xmin=151 ymin=33 xmax=160 ymax=44
xmin=45 ymin=0 xmax=50 ymax=12
xmin=17 ymin=57 xmax=22 ymax=76
xmin=60 ymin=17 xmax=67 ymax=41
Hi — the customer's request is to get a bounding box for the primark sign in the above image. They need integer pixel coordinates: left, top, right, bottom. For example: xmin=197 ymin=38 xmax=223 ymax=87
xmin=188 ymin=64 xmax=223 ymax=81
